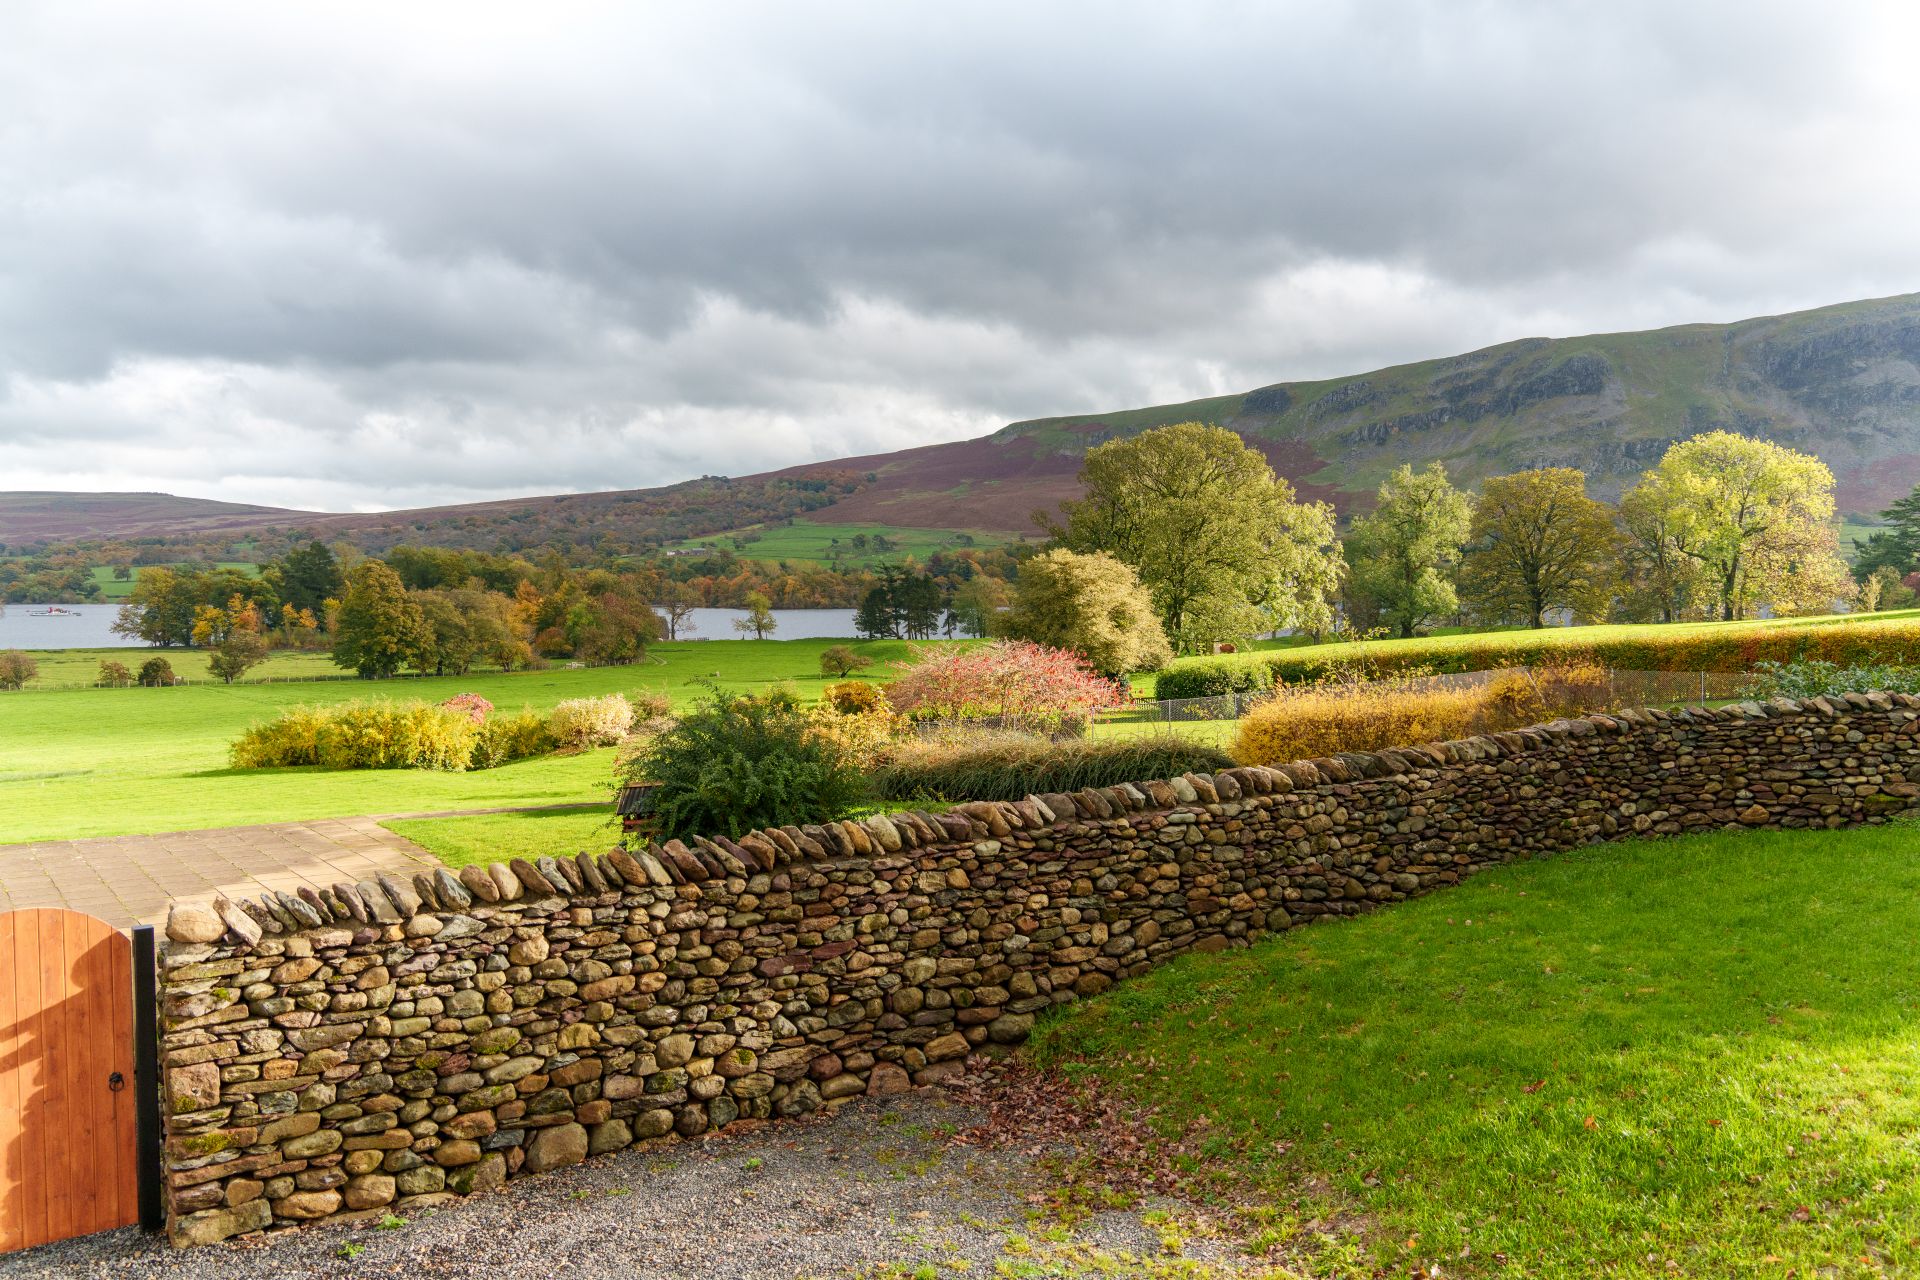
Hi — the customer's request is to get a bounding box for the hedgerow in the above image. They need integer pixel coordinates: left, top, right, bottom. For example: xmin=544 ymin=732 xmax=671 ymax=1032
xmin=1154 ymin=616 xmax=1920 ymax=698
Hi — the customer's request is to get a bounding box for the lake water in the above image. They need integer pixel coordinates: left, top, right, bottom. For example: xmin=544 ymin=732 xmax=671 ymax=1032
xmin=0 ymin=603 xmax=862 ymax=650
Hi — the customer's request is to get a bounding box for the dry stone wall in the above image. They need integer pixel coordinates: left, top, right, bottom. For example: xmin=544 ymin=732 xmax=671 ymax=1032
xmin=158 ymin=693 xmax=1920 ymax=1247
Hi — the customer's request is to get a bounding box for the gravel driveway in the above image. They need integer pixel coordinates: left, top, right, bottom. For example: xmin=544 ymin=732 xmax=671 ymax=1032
xmin=0 ymin=1088 xmax=1270 ymax=1280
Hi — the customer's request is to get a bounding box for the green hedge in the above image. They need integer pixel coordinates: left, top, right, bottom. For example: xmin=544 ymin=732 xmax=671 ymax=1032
xmin=1152 ymin=617 xmax=1920 ymax=698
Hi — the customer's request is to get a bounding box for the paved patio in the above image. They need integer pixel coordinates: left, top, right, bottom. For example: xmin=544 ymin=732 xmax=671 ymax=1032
xmin=0 ymin=815 xmax=445 ymax=930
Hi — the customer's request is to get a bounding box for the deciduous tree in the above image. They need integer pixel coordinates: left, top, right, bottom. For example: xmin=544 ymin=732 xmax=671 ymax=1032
xmin=1052 ymin=422 xmax=1343 ymax=652
xmin=995 ymin=549 xmax=1172 ymax=675
xmin=333 ymin=561 xmax=429 ymax=678
xmin=732 ymin=591 xmax=778 ymax=640
xmin=1343 ymin=463 xmax=1473 ymax=638
xmin=1458 ymin=468 xmax=1619 ymax=627
xmin=1627 ymin=432 xmax=1850 ymax=620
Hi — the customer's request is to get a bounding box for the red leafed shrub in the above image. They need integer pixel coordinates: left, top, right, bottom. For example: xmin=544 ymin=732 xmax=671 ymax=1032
xmin=885 ymin=640 xmax=1129 ymax=731
xmin=441 ymin=693 xmax=495 ymax=724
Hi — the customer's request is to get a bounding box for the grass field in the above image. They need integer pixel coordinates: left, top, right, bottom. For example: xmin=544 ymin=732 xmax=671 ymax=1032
xmin=20 ymin=646 xmax=338 ymax=686
xmin=0 ymin=637 xmax=930 ymax=844
xmin=1033 ymin=824 xmax=1920 ymax=1278
xmin=663 ymin=517 xmax=1009 ymax=567
xmin=382 ymin=806 xmax=622 ymax=868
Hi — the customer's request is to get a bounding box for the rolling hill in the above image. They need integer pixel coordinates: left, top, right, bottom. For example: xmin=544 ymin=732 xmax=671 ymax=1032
xmin=5 ymin=291 xmax=1919 ymax=550
xmin=778 ymin=290 xmax=1920 ymax=528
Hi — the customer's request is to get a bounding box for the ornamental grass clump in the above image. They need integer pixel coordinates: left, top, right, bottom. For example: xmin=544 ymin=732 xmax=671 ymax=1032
xmin=1231 ymin=661 xmax=1613 ymax=765
xmin=871 ymin=729 xmax=1234 ymax=803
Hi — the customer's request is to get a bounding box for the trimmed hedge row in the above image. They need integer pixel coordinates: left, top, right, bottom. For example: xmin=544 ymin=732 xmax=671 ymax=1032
xmin=1152 ymin=616 xmax=1920 ymax=698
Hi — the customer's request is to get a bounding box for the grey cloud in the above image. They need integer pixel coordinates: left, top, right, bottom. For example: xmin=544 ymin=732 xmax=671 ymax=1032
xmin=0 ymin=0 xmax=1917 ymax=508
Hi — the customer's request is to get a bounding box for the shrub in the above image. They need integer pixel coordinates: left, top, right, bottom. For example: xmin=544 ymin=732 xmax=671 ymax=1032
xmin=97 ymin=660 xmax=134 ymax=687
xmin=0 ymin=651 xmax=38 ymax=690
xmin=619 ymin=684 xmax=868 ymax=840
xmin=1744 ymin=658 xmax=1920 ymax=699
xmin=470 ymin=709 xmax=557 ymax=769
xmin=231 ymin=700 xmax=558 ymax=771
xmin=871 ymin=730 xmax=1234 ymax=803
xmin=138 ymin=656 xmax=177 ymax=687
xmin=824 ymin=680 xmax=886 ymax=714
xmin=1154 ymin=615 xmax=1920 ymax=697
xmin=806 ymin=697 xmax=900 ymax=768
xmin=886 ymin=640 xmax=1129 ymax=731
xmin=1230 ymin=664 xmax=1616 ymax=766
xmin=441 ymin=693 xmax=495 ymax=724
xmin=819 ymin=645 xmax=874 ymax=679
xmin=547 ymin=694 xmax=636 ymax=748
xmin=628 ymin=690 xmax=673 ymax=721
xmin=1152 ymin=656 xmax=1275 ymax=700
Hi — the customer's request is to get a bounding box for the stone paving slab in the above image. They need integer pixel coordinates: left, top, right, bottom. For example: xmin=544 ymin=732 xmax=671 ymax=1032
xmin=0 ymin=815 xmax=445 ymax=930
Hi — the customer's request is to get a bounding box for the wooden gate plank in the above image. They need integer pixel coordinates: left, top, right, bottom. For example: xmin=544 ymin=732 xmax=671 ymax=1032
xmin=0 ymin=910 xmax=139 ymax=1256
xmin=36 ymin=911 xmax=70 ymax=1248
xmin=72 ymin=923 xmax=107 ymax=1236
xmin=0 ymin=914 xmax=22 ymax=1255
xmin=104 ymin=928 xmax=137 ymax=1228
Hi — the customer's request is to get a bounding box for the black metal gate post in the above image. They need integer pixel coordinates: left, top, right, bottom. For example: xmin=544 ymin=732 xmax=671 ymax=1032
xmin=131 ymin=925 xmax=164 ymax=1232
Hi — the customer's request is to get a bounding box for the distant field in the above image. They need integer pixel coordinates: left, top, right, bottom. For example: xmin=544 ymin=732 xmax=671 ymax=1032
xmin=1840 ymin=518 xmax=1889 ymax=561
xmin=0 ymin=637 xmax=930 ymax=844
xmin=19 ymin=646 xmax=336 ymax=686
xmin=86 ymin=560 xmax=260 ymax=600
xmin=663 ymin=517 xmax=1009 ymax=567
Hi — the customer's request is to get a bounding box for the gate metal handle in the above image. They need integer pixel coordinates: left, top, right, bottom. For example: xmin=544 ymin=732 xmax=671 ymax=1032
xmin=108 ymin=1071 xmax=125 ymax=1092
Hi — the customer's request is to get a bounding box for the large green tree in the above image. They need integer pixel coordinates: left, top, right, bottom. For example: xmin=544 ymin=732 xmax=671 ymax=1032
xmin=1344 ymin=463 xmax=1474 ymax=638
xmin=1458 ymin=468 xmax=1619 ymax=628
xmin=995 ymin=548 xmax=1172 ymax=676
xmin=1625 ymin=432 xmax=1850 ymax=620
xmin=1614 ymin=480 xmax=1709 ymax=623
xmin=1051 ymin=422 xmax=1343 ymax=652
xmin=274 ymin=541 xmax=344 ymax=615
xmin=332 ymin=561 xmax=429 ymax=678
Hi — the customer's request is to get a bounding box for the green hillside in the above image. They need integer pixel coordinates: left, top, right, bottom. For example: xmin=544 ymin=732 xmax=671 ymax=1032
xmin=994 ymin=291 xmax=1920 ymax=518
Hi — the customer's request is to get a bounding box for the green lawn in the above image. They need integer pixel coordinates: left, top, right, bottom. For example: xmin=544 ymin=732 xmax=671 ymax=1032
xmin=0 ymin=637 xmax=927 ymax=844
xmin=382 ymin=806 xmax=623 ymax=869
xmin=663 ymin=517 xmax=1008 ymax=567
xmin=1033 ymin=825 xmax=1920 ymax=1278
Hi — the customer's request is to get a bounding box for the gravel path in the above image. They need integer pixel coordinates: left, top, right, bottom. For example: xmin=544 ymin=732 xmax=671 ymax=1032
xmin=0 ymin=1089 xmax=1259 ymax=1280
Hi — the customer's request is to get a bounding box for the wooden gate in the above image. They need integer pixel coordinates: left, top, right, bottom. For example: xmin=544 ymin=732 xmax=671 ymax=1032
xmin=0 ymin=910 xmax=140 ymax=1254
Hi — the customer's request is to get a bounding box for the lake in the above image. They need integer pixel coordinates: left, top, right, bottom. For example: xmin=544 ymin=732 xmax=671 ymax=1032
xmin=0 ymin=603 xmax=863 ymax=649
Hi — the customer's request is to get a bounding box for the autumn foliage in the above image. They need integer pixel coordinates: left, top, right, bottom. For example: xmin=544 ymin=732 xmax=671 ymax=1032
xmin=885 ymin=640 xmax=1130 ymax=732
xmin=1231 ymin=662 xmax=1612 ymax=765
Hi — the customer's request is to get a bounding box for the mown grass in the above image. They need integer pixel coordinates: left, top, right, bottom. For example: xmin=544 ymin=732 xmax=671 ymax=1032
xmin=1031 ymin=825 xmax=1920 ymax=1278
xmin=0 ymin=638 xmax=928 ymax=844
xmin=381 ymin=806 xmax=622 ymax=869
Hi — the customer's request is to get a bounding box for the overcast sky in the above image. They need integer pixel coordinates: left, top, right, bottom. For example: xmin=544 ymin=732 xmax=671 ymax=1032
xmin=2 ymin=2 xmax=1917 ymax=512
